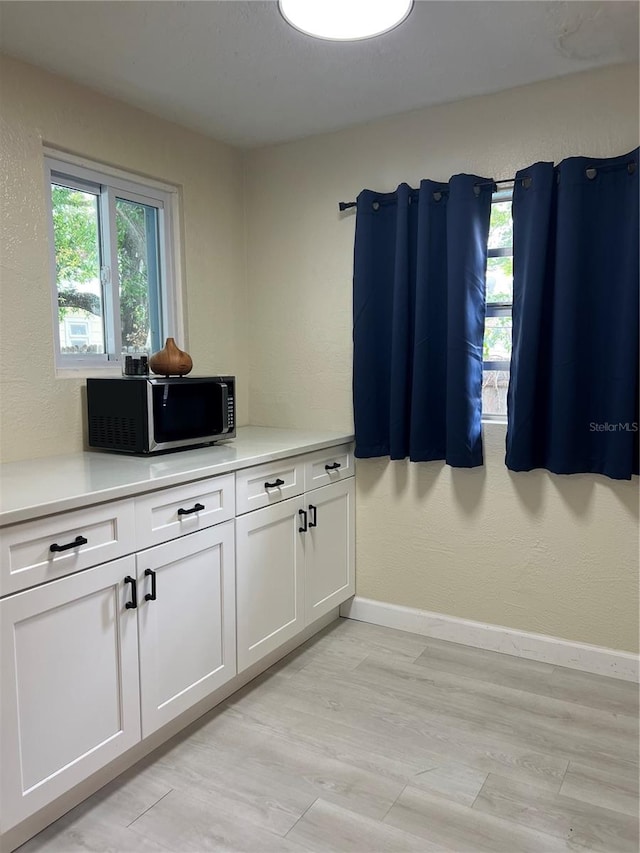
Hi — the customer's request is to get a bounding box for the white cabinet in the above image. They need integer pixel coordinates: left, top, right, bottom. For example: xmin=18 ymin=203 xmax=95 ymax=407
xmin=305 ymin=478 xmax=355 ymax=623
xmin=0 ymin=479 xmax=238 ymax=836
xmin=136 ymin=522 xmax=236 ymax=737
xmin=0 ymin=556 xmax=141 ymax=832
xmin=235 ymin=450 xmax=355 ymax=673
xmin=0 ymin=438 xmax=354 ymax=844
xmin=235 ymin=496 xmax=305 ymax=672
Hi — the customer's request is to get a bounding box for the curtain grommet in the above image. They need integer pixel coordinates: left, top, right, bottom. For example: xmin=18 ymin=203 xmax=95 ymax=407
xmin=473 ymin=185 xmax=481 ymax=197
xmin=522 ymin=176 xmax=533 ymax=190
xmin=372 ymin=201 xmax=380 ymax=211
xmin=585 ymin=167 xmax=597 ymax=180
xmin=628 ymin=162 xmax=636 ymax=175
xmin=433 ymin=191 xmax=442 ymax=202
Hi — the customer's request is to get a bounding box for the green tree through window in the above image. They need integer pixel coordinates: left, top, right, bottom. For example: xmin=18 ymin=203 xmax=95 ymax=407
xmin=48 ymin=156 xmax=172 ymax=366
xmin=483 ymin=192 xmax=513 ymax=417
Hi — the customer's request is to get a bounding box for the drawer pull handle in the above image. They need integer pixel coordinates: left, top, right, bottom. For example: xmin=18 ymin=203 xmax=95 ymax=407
xmin=124 ymin=576 xmax=138 ymax=609
xmin=49 ymin=535 xmax=87 ymax=553
xmin=309 ymin=504 xmax=318 ymax=528
xmin=145 ymin=568 xmax=157 ymax=602
xmin=264 ymin=478 xmax=285 ymax=490
xmin=178 ymin=503 xmax=205 ymax=516
xmin=325 ymin=462 xmax=341 ymax=471
xmin=298 ymin=508 xmax=308 ymax=533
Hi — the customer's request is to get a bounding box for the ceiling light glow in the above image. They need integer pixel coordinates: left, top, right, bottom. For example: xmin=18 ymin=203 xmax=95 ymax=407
xmin=279 ymin=0 xmax=413 ymax=41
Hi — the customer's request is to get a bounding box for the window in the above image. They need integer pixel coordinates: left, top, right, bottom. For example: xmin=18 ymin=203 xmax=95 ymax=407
xmin=482 ymin=188 xmax=513 ymax=418
xmin=64 ymin=320 xmax=91 ymax=349
xmin=46 ymin=154 xmax=180 ymax=370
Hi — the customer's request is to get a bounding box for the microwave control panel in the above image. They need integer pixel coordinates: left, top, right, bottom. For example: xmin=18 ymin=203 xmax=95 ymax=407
xmin=227 ymin=394 xmax=235 ymax=430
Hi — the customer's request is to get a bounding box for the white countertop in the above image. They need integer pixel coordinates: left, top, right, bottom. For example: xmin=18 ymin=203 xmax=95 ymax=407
xmin=0 ymin=426 xmax=354 ymax=526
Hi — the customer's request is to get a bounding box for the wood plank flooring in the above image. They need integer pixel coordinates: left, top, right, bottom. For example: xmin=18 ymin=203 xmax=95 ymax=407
xmin=17 ymin=618 xmax=639 ymax=853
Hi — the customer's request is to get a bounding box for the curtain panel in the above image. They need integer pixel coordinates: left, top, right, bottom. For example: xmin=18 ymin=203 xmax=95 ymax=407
xmin=352 ymin=175 xmax=493 ymax=467
xmin=506 ymin=148 xmax=639 ymax=481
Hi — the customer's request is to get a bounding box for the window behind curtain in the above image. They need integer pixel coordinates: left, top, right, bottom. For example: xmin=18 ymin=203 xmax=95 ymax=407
xmin=482 ymin=189 xmax=513 ymax=418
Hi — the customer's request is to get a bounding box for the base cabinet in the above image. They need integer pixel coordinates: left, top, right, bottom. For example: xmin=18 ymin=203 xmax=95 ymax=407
xmin=236 ymin=475 xmax=355 ymax=673
xmin=235 ymin=497 xmax=305 ymax=672
xmin=137 ymin=522 xmax=236 ymax=737
xmin=0 ymin=439 xmax=355 ymax=845
xmin=0 ymin=556 xmax=141 ymax=832
xmin=0 ymin=526 xmax=237 ymax=834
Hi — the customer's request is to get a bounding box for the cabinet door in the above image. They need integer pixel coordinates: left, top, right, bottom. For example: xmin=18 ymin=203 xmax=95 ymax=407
xmin=136 ymin=522 xmax=236 ymax=737
xmin=305 ymin=478 xmax=355 ymax=624
xmin=0 ymin=556 xmax=141 ymax=833
xmin=235 ymin=497 xmax=305 ymax=672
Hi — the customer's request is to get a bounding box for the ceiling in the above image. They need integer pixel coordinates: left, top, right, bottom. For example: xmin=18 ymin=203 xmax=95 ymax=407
xmin=0 ymin=1 xmax=637 ymax=148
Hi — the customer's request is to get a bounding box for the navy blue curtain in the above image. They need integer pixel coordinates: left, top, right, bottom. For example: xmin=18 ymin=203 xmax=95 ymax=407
xmin=352 ymin=175 xmax=493 ymax=466
xmin=506 ymin=148 xmax=639 ymax=480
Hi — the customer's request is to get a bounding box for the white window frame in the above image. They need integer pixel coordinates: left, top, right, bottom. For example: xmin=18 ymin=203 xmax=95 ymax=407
xmin=44 ymin=150 xmax=184 ymax=373
xmin=482 ymin=187 xmax=513 ymax=423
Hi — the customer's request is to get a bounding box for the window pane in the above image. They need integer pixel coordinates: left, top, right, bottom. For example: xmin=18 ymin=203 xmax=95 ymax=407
xmin=116 ymin=198 xmax=162 ymax=353
xmin=482 ymin=370 xmax=509 ymax=417
xmin=486 ymin=256 xmax=513 ymax=303
xmin=51 ymin=184 xmax=105 ymax=355
xmin=488 ymin=200 xmax=512 ymax=249
xmin=483 ymin=314 xmax=512 ymax=363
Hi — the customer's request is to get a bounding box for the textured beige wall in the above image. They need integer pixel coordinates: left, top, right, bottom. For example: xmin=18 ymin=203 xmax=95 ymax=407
xmin=245 ymin=64 xmax=640 ymax=652
xmin=0 ymin=54 xmax=247 ymax=462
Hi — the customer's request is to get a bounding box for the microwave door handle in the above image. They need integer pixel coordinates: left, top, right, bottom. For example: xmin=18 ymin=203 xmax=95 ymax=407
xmin=219 ymin=382 xmax=230 ymax=433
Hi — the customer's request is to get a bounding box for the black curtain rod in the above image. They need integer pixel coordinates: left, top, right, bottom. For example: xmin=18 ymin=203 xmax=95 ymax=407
xmin=338 ymin=157 xmax=636 ymax=211
xmin=338 ymin=177 xmax=519 ymax=212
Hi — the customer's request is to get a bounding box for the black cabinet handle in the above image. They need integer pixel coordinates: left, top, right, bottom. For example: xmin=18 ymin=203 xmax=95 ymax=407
xmin=309 ymin=504 xmax=317 ymax=528
xmin=49 ymin=535 xmax=88 ymax=553
xmin=144 ymin=568 xmax=157 ymax=602
xmin=325 ymin=462 xmax=342 ymax=471
xmin=298 ymin=508 xmax=308 ymax=533
xmin=178 ymin=503 xmax=205 ymax=516
xmin=125 ymin=575 xmax=137 ymax=609
xmin=264 ymin=478 xmax=285 ymax=490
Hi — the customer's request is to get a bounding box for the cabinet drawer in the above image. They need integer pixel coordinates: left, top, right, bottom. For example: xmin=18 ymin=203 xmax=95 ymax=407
xmin=135 ymin=473 xmax=235 ymax=550
xmin=235 ymin=457 xmax=304 ymax=515
xmin=304 ymin=444 xmax=354 ymax=491
xmin=0 ymin=499 xmax=136 ymax=597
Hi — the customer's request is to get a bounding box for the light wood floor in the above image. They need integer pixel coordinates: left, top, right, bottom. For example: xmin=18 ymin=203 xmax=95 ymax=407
xmin=18 ymin=618 xmax=639 ymax=853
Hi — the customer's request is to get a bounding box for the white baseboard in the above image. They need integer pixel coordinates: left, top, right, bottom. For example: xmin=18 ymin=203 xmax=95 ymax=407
xmin=340 ymin=597 xmax=639 ymax=683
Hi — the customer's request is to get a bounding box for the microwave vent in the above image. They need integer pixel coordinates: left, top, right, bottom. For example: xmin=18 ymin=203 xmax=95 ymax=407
xmin=89 ymin=415 xmax=138 ymax=450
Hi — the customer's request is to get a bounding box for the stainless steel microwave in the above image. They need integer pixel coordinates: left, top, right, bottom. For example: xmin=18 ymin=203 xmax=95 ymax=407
xmin=86 ymin=376 xmax=235 ymax=454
